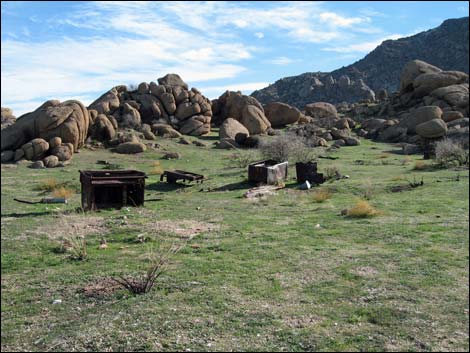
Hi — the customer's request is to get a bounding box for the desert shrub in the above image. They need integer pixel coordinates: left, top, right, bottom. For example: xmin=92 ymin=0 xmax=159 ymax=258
xmin=52 ymin=187 xmax=74 ymax=199
xmin=312 ymin=188 xmax=332 ymax=202
xmin=413 ymin=160 xmax=428 ymax=170
xmin=259 ymin=133 xmax=316 ymax=164
xmin=347 ymin=200 xmax=381 ymax=218
xmin=113 ymin=243 xmax=183 ymax=295
xmin=324 ymin=165 xmax=340 ymax=180
xmin=434 ymin=139 xmax=469 ymax=167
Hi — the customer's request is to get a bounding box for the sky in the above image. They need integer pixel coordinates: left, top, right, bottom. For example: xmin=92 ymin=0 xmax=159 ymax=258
xmin=1 ymin=1 xmax=468 ymax=116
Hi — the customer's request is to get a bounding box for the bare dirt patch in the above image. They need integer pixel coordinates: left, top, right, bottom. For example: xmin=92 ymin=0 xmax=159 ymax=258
xmin=80 ymin=277 xmax=123 ymax=298
xmin=34 ymin=213 xmax=108 ymax=240
xmin=354 ymin=266 xmax=379 ymax=277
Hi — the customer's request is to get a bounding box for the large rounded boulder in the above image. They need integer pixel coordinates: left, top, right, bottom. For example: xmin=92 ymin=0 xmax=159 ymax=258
xmin=404 ymin=106 xmax=443 ymax=134
xmin=263 ymin=102 xmax=301 ymax=127
xmin=1 ymin=100 xmax=90 ymax=153
xmin=416 ymin=119 xmax=448 ymax=138
xmin=304 ymin=102 xmax=338 ymax=119
xmin=400 ymin=60 xmax=442 ymax=93
xmin=212 ymin=91 xmax=270 ymax=135
xmin=219 ymin=118 xmax=250 ymax=140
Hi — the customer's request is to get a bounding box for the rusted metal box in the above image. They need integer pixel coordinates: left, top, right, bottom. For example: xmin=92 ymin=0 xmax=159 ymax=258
xmin=248 ymin=159 xmax=288 ymax=185
xmin=295 ymin=162 xmax=325 ymax=185
xmin=79 ymin=170 xmax=146 ymax=210
xmin=160 ymin=170 xmax=205 ymax=184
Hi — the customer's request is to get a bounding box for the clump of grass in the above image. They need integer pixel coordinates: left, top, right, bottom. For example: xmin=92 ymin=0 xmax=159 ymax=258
xmin=347 ymin=200 xmax=381 ymax=218
xmin=62 ymin=235 xmax=87 ymax=260
xmin=390 ymin=175 xmax=405 ymax=181
xmin=312 ymin=188 xmax=332 ymax=202
xmin=113 ymin=243 xmax=183 ymax=295
xmin=52 ymin=187 xmax=74 ymax=199
xmin=413 ymin=160 xmax=428 ymax=170
xmin=149 ymin=161 xmax=164 ymax=175
xmin=360 ymin=178 xmax=375 ymax=200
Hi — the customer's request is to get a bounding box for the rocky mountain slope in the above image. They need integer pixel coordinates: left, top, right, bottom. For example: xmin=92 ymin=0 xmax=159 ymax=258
xmin=251 ymin=16 xmax=469 ymax=107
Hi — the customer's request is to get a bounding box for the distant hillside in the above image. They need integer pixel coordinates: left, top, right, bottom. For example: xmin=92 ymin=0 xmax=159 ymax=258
xmin=252 ymin=17 xmax=469 ymax=107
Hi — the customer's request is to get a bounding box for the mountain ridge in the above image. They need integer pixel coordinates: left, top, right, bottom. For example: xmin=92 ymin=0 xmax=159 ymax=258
xmin=251 ymin=16 xmax=469 ymax=108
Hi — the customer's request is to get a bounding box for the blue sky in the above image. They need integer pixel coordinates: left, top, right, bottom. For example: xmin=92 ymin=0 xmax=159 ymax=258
xmin=1 ymin=1 xmax=468 ymax=116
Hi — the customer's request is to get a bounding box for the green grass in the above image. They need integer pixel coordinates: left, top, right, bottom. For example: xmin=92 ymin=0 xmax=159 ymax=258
xmin=1 ymin=133 xmax=469 ymax=351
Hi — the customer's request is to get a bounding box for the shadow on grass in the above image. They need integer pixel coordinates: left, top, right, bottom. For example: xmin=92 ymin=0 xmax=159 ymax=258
xmin=146 ymin=182 xmax=193 ymax=192
xmin=197 ymin=135 xmax=219 ymax=142
xmin=208 ymin=180 xmax=253 ymax=192
xmin=1 ymin=211 xmax=55 ymax=218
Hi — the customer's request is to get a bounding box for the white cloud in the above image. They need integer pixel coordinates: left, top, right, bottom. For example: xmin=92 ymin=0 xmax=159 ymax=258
xmin=1 ymin=1 xmax=389 ymax=115
xmin=321 ymin=33 xmax=405 ymax=53
xmin=199 ymin=82 xmax=270 ymax=99
xmin=318 ymin=12 xmax=368 ymax=27
xmin=269 ymin=56 xmax=296 ymax=65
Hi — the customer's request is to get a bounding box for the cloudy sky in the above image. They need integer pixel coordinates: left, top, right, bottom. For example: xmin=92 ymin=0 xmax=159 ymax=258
xmin=1 ymin=1 xmax=468 ymax=116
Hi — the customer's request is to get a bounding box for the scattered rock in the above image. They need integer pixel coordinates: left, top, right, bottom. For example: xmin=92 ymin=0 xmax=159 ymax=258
xmin=115 ymin=142 xmax=147 ymax=154
xmin=162 ymin=152 xmax=181 ymax=159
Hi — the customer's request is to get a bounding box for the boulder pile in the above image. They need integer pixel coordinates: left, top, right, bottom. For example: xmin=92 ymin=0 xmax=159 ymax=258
xmin=1 ymin=100 xmax=90 ymax=167
xmin=212 ymin=90 xmax=273 ymax=148
xmin=1 ymin=74 xmax=214 ymax=165
xmin=288 ymin=102 xmax=360 ymax=148
xmin=338 ymin=60 xmax=469 ymax=154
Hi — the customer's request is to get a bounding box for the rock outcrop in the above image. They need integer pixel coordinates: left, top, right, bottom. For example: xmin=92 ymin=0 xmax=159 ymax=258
xmin=212 ymin=91 xmax=271 ymax=135
xmin=339 ymin=60 xmax=469 ymax=155
xmin=88 ymin=74 xmax=212 ymax=137
xmin=1 ymin=100 xmax=90 ymax=153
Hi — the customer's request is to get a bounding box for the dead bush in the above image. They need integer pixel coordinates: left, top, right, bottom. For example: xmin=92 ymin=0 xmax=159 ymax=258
xmin=434 ymin=139 xmax=469 ymax=167
xmin=113 ymin=243 xmax=183 ymax=295
xmin=36 ymin=178 xmax=60 ymax=192
xmin=259 ymin=133 xmax=316 ymax=164
xmin=324 ymin=165 xmax=340 ymax=180
xmin=228 ymin=151 xmax=261 ymax=168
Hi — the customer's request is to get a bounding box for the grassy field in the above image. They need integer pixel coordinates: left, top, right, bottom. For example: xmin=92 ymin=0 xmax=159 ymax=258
xmin=1 ymin=132 xmax=469 ymax=352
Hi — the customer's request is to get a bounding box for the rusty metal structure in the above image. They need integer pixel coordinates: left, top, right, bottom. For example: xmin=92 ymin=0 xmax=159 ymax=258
xmin=248 ymin=160 xmax=288 ymax=185
xmin=160 ymin=170 xmax=205 ymax=184
xmin=295 ymin=162 xmax=325 ymax=185
xmin=79 ymin=170 xmax=146 ymax=210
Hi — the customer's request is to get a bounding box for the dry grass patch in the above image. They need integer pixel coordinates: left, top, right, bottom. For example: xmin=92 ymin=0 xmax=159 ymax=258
xmin=35 ymin=213 xmax=108 ymax=240
xmin=52 ymin=187 xmax=74 ymax=199
xmin=413 ymin=160 xmax=428 ymax=170
xmin=149 ymin=161 xmax=164 ymax=175
xmin=347 ymin=200 xmax=381 ymax=218
xmin=36 ymin=178 xmax=60 ymax=191
xmin=377 ymin=152 xmax=392 ymax=159
xmin=139 ymin=219 xmax=220 ymax=239
xmin=312 ymin=188 xmax=332 ymax=202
